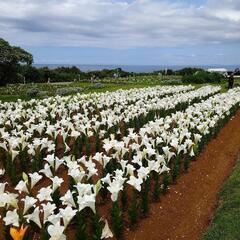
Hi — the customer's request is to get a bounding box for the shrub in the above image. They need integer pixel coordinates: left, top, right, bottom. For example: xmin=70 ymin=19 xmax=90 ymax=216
xmin=182 ymin=71 xmax=223 ymax=84
xmin=55 ymin=87 xmax=83 ymax=96
xmin=164 ymin=79 xmax=183 ymax=85
xmin=26 ymin=88 xmax=40 ymax=98
xmin=94 ymin=83 xmax=105 ymax=88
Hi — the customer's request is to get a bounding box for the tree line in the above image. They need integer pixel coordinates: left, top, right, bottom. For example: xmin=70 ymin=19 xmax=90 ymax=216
xmin=0 ymin=38 xmax=224 ymax=86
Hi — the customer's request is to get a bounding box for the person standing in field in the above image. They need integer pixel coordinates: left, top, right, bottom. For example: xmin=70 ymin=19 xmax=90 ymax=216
xmin=228 ymin=73 xmax=234 ymax=89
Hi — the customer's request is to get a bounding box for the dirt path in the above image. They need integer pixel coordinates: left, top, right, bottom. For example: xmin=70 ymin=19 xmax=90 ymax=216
xmin=124 ymin=111 xmax=240 ymax=240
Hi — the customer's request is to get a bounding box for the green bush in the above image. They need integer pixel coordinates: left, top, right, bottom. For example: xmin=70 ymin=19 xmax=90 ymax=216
xmin=55 ymin=87 xmax=83 ymax=96
xmin=26 ymin=88 xmax=47 ymax=98
xmin=182 ymin=71 xmax=223 ymax=84
xmin=26 ymin=88 xmax=40 ymax=98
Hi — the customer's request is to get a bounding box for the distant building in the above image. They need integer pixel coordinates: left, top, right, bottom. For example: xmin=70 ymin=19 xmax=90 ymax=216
xmin=207 ymin=68 xmax=228 ymax=75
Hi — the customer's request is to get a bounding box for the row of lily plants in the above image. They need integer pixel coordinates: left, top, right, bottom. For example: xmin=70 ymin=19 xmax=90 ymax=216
xmin=0 ymin=86 xmax=220 ymax=186
xmin=0 ymin=86 xmax=233 ymax=240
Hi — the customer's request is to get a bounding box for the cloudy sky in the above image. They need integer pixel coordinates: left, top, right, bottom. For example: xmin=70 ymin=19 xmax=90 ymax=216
xmin=0 ymin=0 xmax=240 ymax=66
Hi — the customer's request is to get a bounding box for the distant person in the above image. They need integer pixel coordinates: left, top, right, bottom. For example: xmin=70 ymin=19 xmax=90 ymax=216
xmin=228 ymin=74 xmax=234 ymax=89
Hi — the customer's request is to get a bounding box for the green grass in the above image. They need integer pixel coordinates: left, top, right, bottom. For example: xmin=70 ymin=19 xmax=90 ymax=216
xmin=202 ymin=158 xmax=240 ymax=240
xmin=0 ymin=95 xmax=30 ymax=102
xmin=0 ymin=77 xmax=232 ymax=103
xmin=0 ymin=82 xmax=161 ymax=102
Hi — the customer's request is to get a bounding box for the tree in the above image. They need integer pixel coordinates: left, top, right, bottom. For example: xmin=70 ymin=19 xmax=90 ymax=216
xmin=0 ymin=38 xmax=33 ymax=86
xmin=21 ymin=65 xmax=42 ymax=83
xmin=177 ymin=67 xmax=203 ymax=76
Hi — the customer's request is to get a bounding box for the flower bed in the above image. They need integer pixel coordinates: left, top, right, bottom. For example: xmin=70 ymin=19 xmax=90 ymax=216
xmin=0 ymin=86 xmax=239 ymax=240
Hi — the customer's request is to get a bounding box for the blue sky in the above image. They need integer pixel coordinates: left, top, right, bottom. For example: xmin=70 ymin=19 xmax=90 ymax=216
xmin=0 ymin=0 xmax=240 ymax=66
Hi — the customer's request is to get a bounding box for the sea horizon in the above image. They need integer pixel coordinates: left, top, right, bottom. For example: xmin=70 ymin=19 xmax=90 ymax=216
xmin=33 ymin=64 xmax=239 ymax=73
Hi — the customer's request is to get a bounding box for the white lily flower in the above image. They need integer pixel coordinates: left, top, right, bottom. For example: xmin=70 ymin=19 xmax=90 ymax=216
xmin=190 ymin=147 xmax=195 ymax=157
xmin=148 ymin=160 xmax=160 ymax=173
xmin=162 ymin=146 xmax=176 ymax=162
xmin=22 ymin=196 xmax=37 ymax=215
xmin=40 ymin=163 xmax=53 ymax=178
xmin=54 ymin=157 xmax=64 ymax=171
xmin=93 ymin=152 xmax=103 ymax=162
xmin=0 ymin=141 xmax=8 ymax=151
xmin=59 ymin=206 xmax=77 ymax=228
xmin=77 ymin=194 xmax=96 ymax=213
xmin=101 ymin=219 xmax=113 ymax=239
xmin=27 ymin=144 xmax=36 ymax=156
xmin=15 ymin=180 xmax=29 ymax=194
xmin=10 ymin=148 xmax=19 ymax=161
xmin=60 ymin=190 xmax=76 ymax=208
xmin=3 ymin=193 xmax=19 ymax=209
xmin=37 ymin=186 xmax=53 ymax=202
xmin=68 ymin=168 xmax=85 ymax=183
xmin=102 ymin=155 xmax=111 ymax=168
xmin=0 ymin=182 xmax=7 ymax=194
xmin=24 ymin=207 xmax=42 ymax=228
xmin=137 ymin=166 xmax=150 ymax=180
xmin=74 ymin=183 xmax=93 ymax=197
xmin=0 ymin=193 xmax=9 ymax=208
xmin=48 ymin=221 xmax=66 ymax=240
xmin=51 ymin=176 xmax=64 ymax=192
xmin=101 ymin=173 xmax=112 ymax=185
xmin=44 ymin=154 xmax=55 ymax=168
xmin=42 ymin=202 xmax=57 ymax=224
xmin=170 ymin=138 xmax=179 ymax=150
xmin=160 ymin=164 xmax=170 ymax=174
xmin=103 ymin=142 xmax=112 ymax=154
xmin=107 ymin=179 xmax=123 ymax=202
xmin=29 ymin=172 xmax=43 ymax=189
xmin=127 ymin=176 xmax=143 ymax=192
xmin=3 ymin=209 xmax=19 ymax=227
xmin=47 ymin=213 xmax=62 ymax=225
xmin=126 ymin=164 xmax=135 ymax=176
xmin=194 ymin=133 xmax=202 ymax=144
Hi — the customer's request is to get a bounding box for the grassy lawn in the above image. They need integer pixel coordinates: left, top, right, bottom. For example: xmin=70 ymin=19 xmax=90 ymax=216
xmin=0 ymin=81 xmax=162 ymax=102
xmin=0 ymin=77 xmax=232 ymax=102
xmin=202 ymin=158 xmax=240 ymax=240
xmin=0 ymin=95 xmax=30 ymax=102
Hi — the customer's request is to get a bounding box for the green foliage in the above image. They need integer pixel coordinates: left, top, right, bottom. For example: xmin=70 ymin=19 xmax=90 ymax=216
xmin=202 ymin=160 xmax=240 ymax=240
xmin=141 ymin=178 xmax=150 ymax=216
xmin=153 ymin=173 xmax=161 ymax=201
xmin=0 ymin=38 xmax=33 ymax=65
xmin=26 ymin=88 xmax=41 ymax=98
xmin=0 ymin=38 xmax=33 ymax=86
xmin=40 ymin=228 xmax=50 ymax=240
xmin=3 ymin=224 xmax=11 ymax=240
xmin=177 ymin=67 xmax=203 ymax=76
xmin=22 ymin=65 xmax=43 ymax=83
xmin=52 ymin=188 xmax=61 ymax=207
xmin=76 ymin=212 xmax=89 ymax=240
xmin=121 ymin=187 xmax=128 ymax=210
xmin=172 ymin=156 xmax=180 ymax=183
xmin=111 ymin=201 xmax=123 ymax=239
xmin=162 ymin=172 xmax=171 ymax=193
xmin=128 ymin=190 xmax=139 ymax=227
xmin=182 ymin=71 xmax=223 ymax=84
xmin=55 ymin=87 xmax=83 ymax=96
xmin=92 ymin=214 xmax=102 ymax=240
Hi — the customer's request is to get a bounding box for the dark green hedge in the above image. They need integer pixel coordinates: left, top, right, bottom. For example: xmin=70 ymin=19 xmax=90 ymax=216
xmin=182 ymin=71 xmax=223 ymax=84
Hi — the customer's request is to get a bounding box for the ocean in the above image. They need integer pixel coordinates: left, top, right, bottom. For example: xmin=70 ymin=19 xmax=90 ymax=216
xmin=34 ymin=64 xmax=239 ymax=73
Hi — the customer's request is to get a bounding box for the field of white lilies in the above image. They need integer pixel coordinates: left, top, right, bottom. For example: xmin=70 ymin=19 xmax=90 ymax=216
xmin=1 ymin=85 xmax=240 ymax=240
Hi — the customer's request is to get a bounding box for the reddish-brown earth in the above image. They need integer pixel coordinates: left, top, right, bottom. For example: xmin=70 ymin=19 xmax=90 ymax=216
xmin=124 ymin=111 xmax=240 ymax=240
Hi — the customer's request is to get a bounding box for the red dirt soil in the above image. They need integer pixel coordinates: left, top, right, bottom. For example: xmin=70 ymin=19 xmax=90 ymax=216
xmin=124 ymin=111 xmax=240 ymax=240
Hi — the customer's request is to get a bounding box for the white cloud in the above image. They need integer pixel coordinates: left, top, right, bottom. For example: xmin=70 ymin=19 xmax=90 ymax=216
xmin=0 ymin=0 xmax=239 ymax=48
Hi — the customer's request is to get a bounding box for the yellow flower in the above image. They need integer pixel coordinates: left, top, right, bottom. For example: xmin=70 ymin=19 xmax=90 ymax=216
xmin=10 ymin=225 xmax=28 ymax=240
